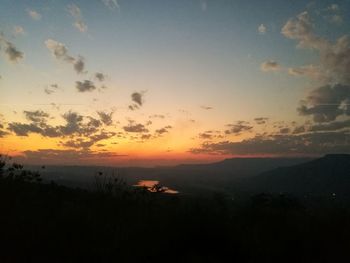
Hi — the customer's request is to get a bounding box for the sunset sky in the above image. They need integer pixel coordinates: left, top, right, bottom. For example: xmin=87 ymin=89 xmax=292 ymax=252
xmin=1 ymin=0 xmax=350 ymax=166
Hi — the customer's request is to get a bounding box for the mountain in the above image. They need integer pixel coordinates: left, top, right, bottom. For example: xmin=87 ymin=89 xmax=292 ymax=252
xmin=32 ymin=157 xmax=312 ymax=194
xmin=239 ymin=154 xmax=350 ymax=198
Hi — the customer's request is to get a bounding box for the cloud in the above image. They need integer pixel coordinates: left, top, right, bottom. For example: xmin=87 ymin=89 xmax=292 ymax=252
xmin=309 ymin=119 xmax=350 ymax=132
xmin=95 ymin=72 xmax=106 ymax=82
xmin=67 ymin=4 xmax=87 ymax=33
xmin=74 ymin=56 xmax=85 ymax=74
xmin=20 ymin=149 xmax=125 ymax=165
xmin=155 ymin=126 xmax=172 ymax=135
xmin=281 ymin=11 xmax=328 ymax=50
xmin=123 ymin=122 xmax=149 ymax=133
xmin=13 ymin=26 xmax=25 ymax=36
xmin=101 ymin=0 xmax=120 ymax=10
xmin=45 ymin=39 xmax=86 ymax=74
xmin=199 ymin=132 xmax=213 ymax=140
xmin=297 ymin=84 xmax=350 ymax=123
xmin=258 ymin=24 xmax=267 ymax=34
xmin=200 ymin=105 xmax=213 ymax=110
xmin=23 ymin=110 xmax=49 ymax=123
xmin=225 ymin=121 xmax=253 ymax=135
xmin=44 ymin=84 xmax=61 ymax=95
xmin=0 ymin=35 xmax=24 ymax=63
xmin=288 ymin=65 xmax=322 ymax=80
xmin=149 ymin=114 xmax=165 ymax=119
xmin=97 ymin=111 xmax=113 ymax=126
xmin=260 ymin=60 xmax=281 ymax=72
xmin=62 ymin=131 xmax=116 ymax=149
xmin=27 ymin=9 xmax=41 ymax=20
xmin=131 ymin=92 xmax=144 ymax=106
xmin=7 ymin=123 xmax=43 ymax=136
xmin=76 ymin=80 xmax=96 ymax=92
xmin=45 ymin=39 xmax=75 ymax=63
xmin=190 ymin=131 xmax=350 ymax=155
xmin=326 ymin=4 xmax=339 ymax=12
xmin=254 ymin=117 xmax=269 ymax=125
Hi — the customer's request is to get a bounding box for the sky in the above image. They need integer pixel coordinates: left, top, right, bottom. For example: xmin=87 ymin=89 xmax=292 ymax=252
xmin=0 ymin=0 xmax=350 ymax=166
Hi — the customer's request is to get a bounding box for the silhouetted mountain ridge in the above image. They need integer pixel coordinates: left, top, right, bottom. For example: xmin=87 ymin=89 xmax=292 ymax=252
xmin=241 ymin=154 xmax=350 ymax=198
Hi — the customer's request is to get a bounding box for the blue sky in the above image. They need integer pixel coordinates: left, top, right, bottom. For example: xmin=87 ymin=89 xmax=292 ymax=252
xmin=0 ymin=0 xmax=350 ymax=166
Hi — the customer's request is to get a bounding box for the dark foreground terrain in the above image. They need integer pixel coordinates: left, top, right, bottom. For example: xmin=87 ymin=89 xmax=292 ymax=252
xmin=1 ymin=155 xmax=350 ymax=262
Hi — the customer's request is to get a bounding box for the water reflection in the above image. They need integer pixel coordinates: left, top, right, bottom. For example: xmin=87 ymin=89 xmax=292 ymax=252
xmin=134 ymin=180 xmax=179 ymax=194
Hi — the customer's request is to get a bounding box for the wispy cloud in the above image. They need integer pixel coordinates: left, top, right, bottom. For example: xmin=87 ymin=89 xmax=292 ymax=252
xmin=67 ymin=4 xmax=87 ymax=33
xmin=27 ymin=9 xmax=41 ymax=20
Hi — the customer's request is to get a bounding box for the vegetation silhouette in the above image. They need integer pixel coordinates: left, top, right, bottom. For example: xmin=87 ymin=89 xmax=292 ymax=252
xmin=0 ymin=154 xmax=350 ymax=262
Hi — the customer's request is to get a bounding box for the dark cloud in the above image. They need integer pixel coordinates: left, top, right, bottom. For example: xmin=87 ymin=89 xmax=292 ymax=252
xmin=199 ymin=132 xmax=214 ymax=140
xmin=123 ymin=122 xmax=149 ymax=133
xmin=20 ymin=149 xmax=125 ymax=165
xmin=254 ymin=117 xmax=269 ymax=125
xmin=190 ymin=131 xmax=350 ymax=155
xmin=62 ymin=131 xmax=116 ymax=149
xmin=97 ymin=111 xmax=113 ymax=126
xmin=76 ymin=80 xmax=96 ymax=92
xmin=155 ymin=125 xmax=172 ymax=135
xmin=309 ymin=119 xmax=350 ymax=132
xmin=131 ymin=92 xmax=143 ymax=106
xmin=74 ymin=56 xmax=85 ymax=74
xmin=225 ymin=121 xmax=253 ymax=135
xmin=297 ymin=84 xmax=350 ymax=122
xmin=200 ymin=106 xmax=213 ymax=110
xmin=95 ymin=72 xmax=106 ymax=82
xmin=45 ymin=39 xmax=88 ymax=75
xmin=140 ymin=134 xmax=152 ymax=140
xmin=44 ymin=84 xmax=61 ymax=95
xmin=149 ymin=114 xmax=165 ymax=119
xmin=0 ymin=35 xmax=24 ymax=63
xmin=8 ymin=123 xmax=42 ymax=136
xmin=0 ymin=123 xmax=9 ymax=137
xmin=279 ymin=127 xmax=290 ymax=134
xmin=23 ymin=110 xmax=49 ymax=123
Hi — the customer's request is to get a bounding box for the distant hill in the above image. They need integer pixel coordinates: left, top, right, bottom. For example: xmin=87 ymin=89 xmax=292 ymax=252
xmin=31 ymin=157 xmax=312 ymax=194
xmin=239 ymin=154 xmax=350 ymax=198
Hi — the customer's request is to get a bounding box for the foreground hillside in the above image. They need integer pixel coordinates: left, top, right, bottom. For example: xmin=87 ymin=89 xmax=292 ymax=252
xmin=1 ymin=170 xmax=350 ymax=262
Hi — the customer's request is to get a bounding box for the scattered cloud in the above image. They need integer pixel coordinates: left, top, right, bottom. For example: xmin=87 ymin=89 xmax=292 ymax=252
xmin=123 ymin=121 xmax=149 ymax=133
xmin=254 ymin=117 xmax=269 ymax=125
xmin=13 ymin=26 xmax=25 ymax=36
xmin=45 ymin=39 xmax=86 ymax=74
xmin=131 ymin=92 xmax=144 ymax=106
xmin=27 ymin=9 xmax=41 ymax=21
xmin=101 ymin=0 xmax=120 ymax=10
xmin=44 ymin=84 xmax=61 ymax=95
xmin=225 ymin=121 xmax=253 ymax=135
xmin=260 ymin=60 xmax=281 ymax=72
xmin=155 ymin=126 xmax=172 ymax=136
xmin=200 ymin=105 xmax=213 ymax=110
xmin=0 ymin=34 xmax=24 ymax=63
xmin=67 ymin=4 xmax=87 ymax=33
xmin=258 ymin=24 xmax=267 ymax=34
xmin=97 ymin=111 xmax=114 ymax=126
xmin=76 ymin=80 xmax=96 ymax=92
xmin=95 ymin=72 xmax=106 ymax=82
xmin=190 ymin=131 xmax=350 ymax=155
xmin=129 ymin=92 xmax=145 ymax=110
